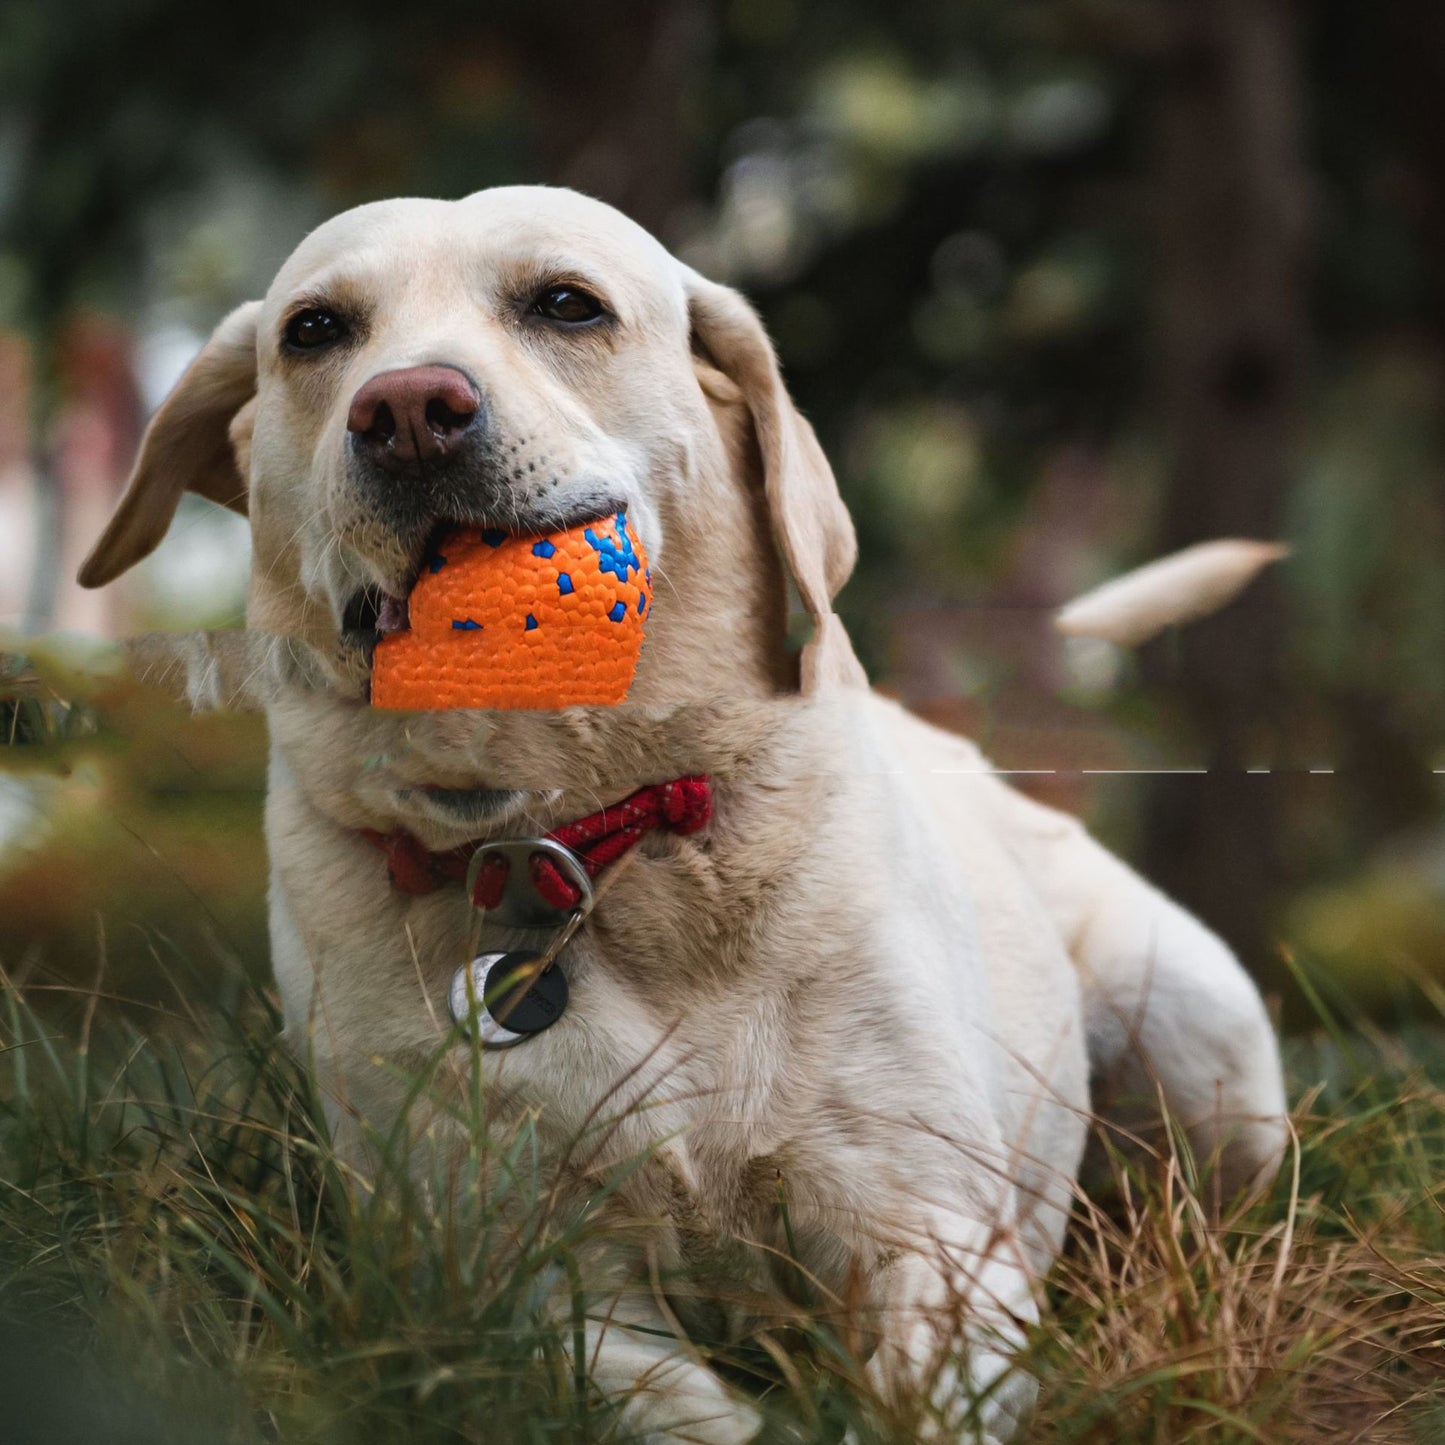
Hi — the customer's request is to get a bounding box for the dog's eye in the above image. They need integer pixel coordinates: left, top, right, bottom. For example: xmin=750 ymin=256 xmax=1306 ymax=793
xmin=530 ymin=285 xmax=605 ymax=325
xmin=284 ymin=308 xmax=348 ymax=352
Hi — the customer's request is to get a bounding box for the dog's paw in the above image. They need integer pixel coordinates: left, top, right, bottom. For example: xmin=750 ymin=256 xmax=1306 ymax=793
xmin=617 ymin=1385 xmax=764 ymax=1445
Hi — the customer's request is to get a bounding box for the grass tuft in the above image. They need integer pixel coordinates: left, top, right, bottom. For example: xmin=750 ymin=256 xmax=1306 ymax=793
xmin=1 ymin=962 xmax=1443 ymax=1444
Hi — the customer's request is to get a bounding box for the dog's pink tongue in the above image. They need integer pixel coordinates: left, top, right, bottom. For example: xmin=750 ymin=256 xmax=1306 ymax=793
xmin=377 ymin=595 xmax=410 ymax=633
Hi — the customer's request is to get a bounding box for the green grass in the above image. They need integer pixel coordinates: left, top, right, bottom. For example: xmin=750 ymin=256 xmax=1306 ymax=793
xmin=1 ymin=959 xmax=1443 ymax=1445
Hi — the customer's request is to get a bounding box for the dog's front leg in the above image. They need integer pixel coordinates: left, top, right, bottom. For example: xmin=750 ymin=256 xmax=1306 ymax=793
xmin=867 ymin=1211 xmax=1038 ymax=1445
xmin=578 ymin=1294 xmax=762 ymax=1445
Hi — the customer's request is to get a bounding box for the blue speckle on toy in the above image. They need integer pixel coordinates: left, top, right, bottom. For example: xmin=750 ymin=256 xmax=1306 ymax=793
xmin=525 ymin=613 xmax=538 ymax=631
xmin=482 ymin=529 xmax=506 ymax=547
xmin=557 ymin=572 xmax=574 ymax=596
xmin=532 ymin=538 xmax=556 ymax=559
xmin=585 ymin=511 xmax=642 ymax=583
xmin=451 ymin=618 xmax=483 ymax=631
xmin=427 ymin=552 xmax=448 ymax=574
xmin=608 ymin=601 xmax=626 ymax=622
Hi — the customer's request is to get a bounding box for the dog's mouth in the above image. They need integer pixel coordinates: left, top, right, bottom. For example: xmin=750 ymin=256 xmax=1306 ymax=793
xmin=341 ymin=583 xmax=410 ymax=640
xmin=339 ymin=519 xmax=445 ymax=643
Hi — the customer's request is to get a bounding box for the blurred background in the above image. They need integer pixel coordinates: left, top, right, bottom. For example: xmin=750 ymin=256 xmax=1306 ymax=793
xmin=1 ymin=0 xmax=1443 ymax=1020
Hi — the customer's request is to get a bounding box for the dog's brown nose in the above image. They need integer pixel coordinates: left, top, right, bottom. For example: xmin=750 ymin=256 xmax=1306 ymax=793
xmin=347 ymin=365 xmax=482 ymax=464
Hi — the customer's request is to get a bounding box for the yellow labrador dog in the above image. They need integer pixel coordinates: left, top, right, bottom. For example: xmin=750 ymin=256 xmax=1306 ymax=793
xmin=79 ymin=187 xmax=1286 ymax=1444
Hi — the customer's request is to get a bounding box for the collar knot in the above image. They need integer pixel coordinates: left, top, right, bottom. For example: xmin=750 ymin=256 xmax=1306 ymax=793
xmin=659 ymin=776 xmax=712 ymax=832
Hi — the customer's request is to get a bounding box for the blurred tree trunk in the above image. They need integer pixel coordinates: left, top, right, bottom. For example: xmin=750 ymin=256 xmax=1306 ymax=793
xmin=1386 ymin=0 xmax=1445 ymax=337
xmin=520 ymin=0 xmax=709 ymax=235
xmin=1142 ymin=0 xmax=1310 ymax=972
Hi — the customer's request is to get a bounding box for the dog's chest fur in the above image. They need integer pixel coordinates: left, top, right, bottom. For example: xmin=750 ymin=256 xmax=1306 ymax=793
xmin=526 ymin=955 xmax=886 ymax=1336
xmin=268 ymin=697 xmax=996 ymax=1334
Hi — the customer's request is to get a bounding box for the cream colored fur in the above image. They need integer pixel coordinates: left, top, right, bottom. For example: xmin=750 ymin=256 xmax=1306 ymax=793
xmin=80 ymin=186 xmax=1287 ymax=1445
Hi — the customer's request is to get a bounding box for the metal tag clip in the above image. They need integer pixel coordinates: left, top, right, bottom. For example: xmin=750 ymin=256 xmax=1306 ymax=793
xmin=464 ymin=835 xmax=594 ymax=929
xmin=450 ymin=837 xmax=594 ymax=1047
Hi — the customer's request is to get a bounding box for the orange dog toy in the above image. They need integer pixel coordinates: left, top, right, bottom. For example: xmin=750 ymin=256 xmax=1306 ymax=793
xmin=371 ymin=512 xmax=651 ymax=711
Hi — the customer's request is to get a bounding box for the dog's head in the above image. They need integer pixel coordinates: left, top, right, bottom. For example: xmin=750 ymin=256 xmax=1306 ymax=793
xmin=80 ymin=186 xmax=861 ymax=700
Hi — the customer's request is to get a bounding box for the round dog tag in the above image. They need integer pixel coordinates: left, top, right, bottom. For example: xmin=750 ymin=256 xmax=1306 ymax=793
xmin=449 ymin=950 xmax=569 ymax=1047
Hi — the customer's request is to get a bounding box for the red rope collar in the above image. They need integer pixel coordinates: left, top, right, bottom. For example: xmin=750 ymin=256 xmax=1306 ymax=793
xmin=362 ymin=775 xmax=712 ymax=911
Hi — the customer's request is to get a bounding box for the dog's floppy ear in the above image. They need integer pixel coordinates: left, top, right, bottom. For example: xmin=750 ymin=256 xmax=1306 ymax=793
xmin=78 ymin=300 xmax=260 ymax=588
xmin=684 ymin=271 xmax=865 ymax=693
